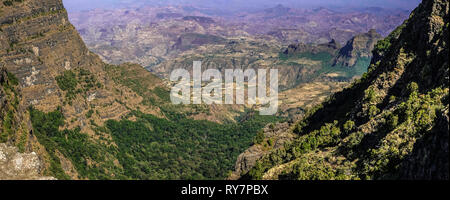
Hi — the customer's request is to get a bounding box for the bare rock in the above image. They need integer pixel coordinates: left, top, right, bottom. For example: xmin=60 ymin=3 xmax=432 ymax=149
xmin=0 ymin=143 xmax=56 ymax=180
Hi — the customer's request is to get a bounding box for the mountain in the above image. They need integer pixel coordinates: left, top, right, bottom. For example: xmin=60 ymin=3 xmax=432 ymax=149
xmin=236 ymin=0 xmax=449 ymax=180
xmin=333 ymin=29 xmax=383 ymax=67
xmin=152 ymin=33 xmax=379 ymax=93
xmin=0 ymin=0 xmax=157 ymax=179
xmin=2 ymin=0 xmax=445 ymax=181
xmin=0 ymin=0 xmax=279 ymax=180
xmin=62 ymin=0 xmax=421 ymax=14
xmin=67 ymin=5 xmax=410 ymax=68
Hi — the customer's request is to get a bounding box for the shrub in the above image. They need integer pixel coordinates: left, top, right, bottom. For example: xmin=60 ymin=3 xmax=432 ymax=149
xmin=56 ymin=70 xmax=78 ymax=92
xmin=364 ymin=88 xmax=377 ymax=103
xmin=386 ymin=114 xmax=399 ymax=130
xmin=407 ymin=82 xmax=419 ymax=94
xmin=267 ymin=138 xmax=274 ymax=147
xmin=7 ymin=72 xmax=18 ymax=86
xmin=85 ymin=109 xmax=94 ymax=118
xmin=368 ymin=105 xmax=379 ymax=117
xmin=343 ymin=120 xmax=355 ymax=134
xmin=389 ymin=95 xmax=396 ymax=103
xmin=3 ymin=1 xmax=13 ymax=6
xmin=253 ymin=130 xmax=265 ymax=145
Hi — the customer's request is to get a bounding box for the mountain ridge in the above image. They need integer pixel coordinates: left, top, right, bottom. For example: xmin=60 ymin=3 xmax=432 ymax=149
xmin=237 ymin=0 xmax=449 ymax=180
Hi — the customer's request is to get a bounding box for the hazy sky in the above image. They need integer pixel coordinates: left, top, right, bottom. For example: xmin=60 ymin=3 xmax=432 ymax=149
xmin=63 ymin=0 xmax=422 ymax=11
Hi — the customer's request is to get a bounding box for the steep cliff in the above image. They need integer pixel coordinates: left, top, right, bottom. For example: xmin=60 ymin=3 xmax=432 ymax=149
xmin=0 ymin=0 xmax=166 ymax=179
xmin=240 ymin=0 xmax=449 ymax=180
xmin=333 ymin=29 xmax=383 ymax=67
xmin=0 ymin=0 xmax=162 ymax=115
xmin=0 ymin=66 xmax=22 ymax=144
xmin=0 ymin=66 xmax=53 ymax=179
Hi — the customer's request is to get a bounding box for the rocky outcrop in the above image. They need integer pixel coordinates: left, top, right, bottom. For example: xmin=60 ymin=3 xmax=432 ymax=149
xmin=284 ymin=39 xmax=341 ymax=55
xmin=229 ymin=122 xmax=294 ymax=180
xmin=0 ymin=143 xmax=55 ymax=180
xmin=230 ymin=145 xmax=264 ymax=180
xmin=333 ymin=29 xmax=382 ymax=67
xmin=1 ymin=65 xmax=55 ymax=180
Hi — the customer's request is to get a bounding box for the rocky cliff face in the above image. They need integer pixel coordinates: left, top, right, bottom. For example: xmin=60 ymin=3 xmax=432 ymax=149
xmin=0 ymin=66 xmax=54 ymax=179
xmin=239 ymin=0 xmax=449 ymax=180
xmin=0 ymin=0 xmax=166 ymax=132
xmin=229 ymin=122 xmax=294 ymax=180
xmin=333 ymin=29 xmax=383 ymax=67
xmin=1 ymin=0 xmax=90 ymax=110
xmin=0 ymin=0 xmax=167 ymax=179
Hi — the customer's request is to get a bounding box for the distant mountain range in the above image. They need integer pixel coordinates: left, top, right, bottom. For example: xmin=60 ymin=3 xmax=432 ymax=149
xmin=62 ymin=0 xmax=421 ymax=12
xmin=1 ymin=0 xmax=447 ymax=180
xmin=68 ymin=4 xmax=410 ymax=70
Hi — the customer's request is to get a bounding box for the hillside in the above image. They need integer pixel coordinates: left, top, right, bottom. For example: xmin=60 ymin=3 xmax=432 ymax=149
xmin=0 ymin=0 xmax=279 ymax=180
xmin=238 ymin=0 xmax=449 ymax=180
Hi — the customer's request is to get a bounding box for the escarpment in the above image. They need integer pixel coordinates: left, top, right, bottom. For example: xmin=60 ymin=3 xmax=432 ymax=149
xmin=0 ymin=0 xmax=166 ymax=179
xmin=0 ymin=0 xmax=171 ymax=132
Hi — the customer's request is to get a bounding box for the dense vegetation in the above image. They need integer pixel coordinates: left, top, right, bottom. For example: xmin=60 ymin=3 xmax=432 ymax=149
xmin=29 ymin=107 xmax=117 ymax=179
xmin=246 ymin=79 xmax=448 ymax=180
xmin=30 ymin=105 xmax=280 ymax=179
xmin=2 ymin=0 xmax=24 ymax=7
xmin=106 ymin=111 xmax=279 ymax=179
xmin=0 ymin=71 xmax=19 ymax=143
xmin=56 ymin=68 xmax=102 ymax=104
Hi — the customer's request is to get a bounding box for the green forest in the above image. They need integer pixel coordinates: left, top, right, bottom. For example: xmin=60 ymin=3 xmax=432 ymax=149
xmin=30 ymin=106 xmax=280 ymax=180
